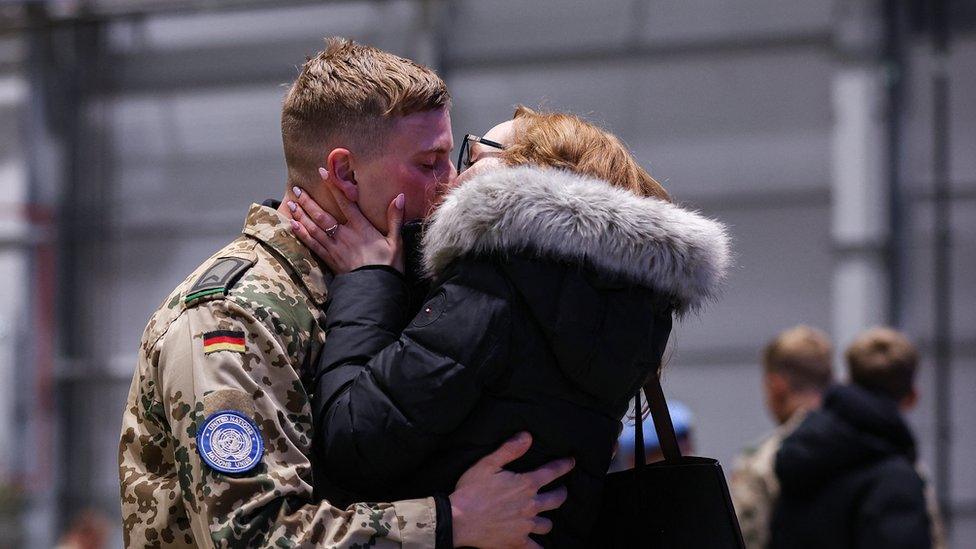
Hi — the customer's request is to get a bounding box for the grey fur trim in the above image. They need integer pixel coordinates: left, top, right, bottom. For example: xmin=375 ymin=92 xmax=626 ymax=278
xmin=422 ymin=166 xmax=731 ymax=313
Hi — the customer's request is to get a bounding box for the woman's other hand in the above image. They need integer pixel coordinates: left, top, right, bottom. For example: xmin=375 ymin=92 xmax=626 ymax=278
xmin=288 ymin=167 xmax=405 ymax=274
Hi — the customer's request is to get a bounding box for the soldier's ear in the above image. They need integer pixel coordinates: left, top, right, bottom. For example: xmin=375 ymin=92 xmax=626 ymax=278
xmin=326 ymin=148 xmax=356 ymax=186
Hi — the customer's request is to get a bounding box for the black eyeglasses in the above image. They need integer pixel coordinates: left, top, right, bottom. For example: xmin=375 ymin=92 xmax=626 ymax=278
xmin=457 ymin=133 xmax=506 ymax=175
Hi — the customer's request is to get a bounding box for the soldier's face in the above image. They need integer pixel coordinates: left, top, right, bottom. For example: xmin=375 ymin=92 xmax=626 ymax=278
xmin=352 ymin=108 xmax=455 ymax=232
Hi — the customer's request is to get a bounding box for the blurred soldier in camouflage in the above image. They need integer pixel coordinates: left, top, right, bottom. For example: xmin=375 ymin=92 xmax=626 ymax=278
xmin=119 ymin=38 xmax=572 ymax=548
xmin=730 ymin=325 xmax=833 ymax=549
xmin=771 ymin=327 xmax=945 ymax=549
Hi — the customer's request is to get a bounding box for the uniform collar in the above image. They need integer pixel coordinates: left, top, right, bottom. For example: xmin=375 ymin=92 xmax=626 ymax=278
xmin=241 ymin=202 xmax=330 ymax=305
xmin=779 ymin=407 xmax=810 ymax=434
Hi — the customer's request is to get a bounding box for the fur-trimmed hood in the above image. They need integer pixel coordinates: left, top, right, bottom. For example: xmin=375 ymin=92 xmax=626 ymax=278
xmin=422 ymin=166 xmax=731 ymax=313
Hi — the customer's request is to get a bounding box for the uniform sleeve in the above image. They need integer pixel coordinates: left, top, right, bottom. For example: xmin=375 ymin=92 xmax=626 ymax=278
xmin=920 ymin=468 xmax=947 ymax=549
xmin=157 ymin=298 xmax=438 ymax=549
xmin=730 ymin=450 xmax=773 ymax=549
xmin=313 ymin=262 xmax=513 ymax=496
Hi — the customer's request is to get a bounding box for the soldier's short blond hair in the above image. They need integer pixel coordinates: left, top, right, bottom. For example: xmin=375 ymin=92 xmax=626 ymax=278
xmin=281 ymin=37 xmax=450 ymax=184
xmin=846 ymin=327 xmax=918 ymax=401
xmin=762 ymin=325 xmax=833 ymax=392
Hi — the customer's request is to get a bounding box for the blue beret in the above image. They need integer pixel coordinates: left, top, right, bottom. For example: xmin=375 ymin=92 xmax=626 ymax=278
xmin=617 ymin=400 xmax=693 ymax=452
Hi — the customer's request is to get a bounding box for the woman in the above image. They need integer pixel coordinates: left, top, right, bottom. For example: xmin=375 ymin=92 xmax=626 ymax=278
xmin=290 ymin=107 xmax=730 ymax=546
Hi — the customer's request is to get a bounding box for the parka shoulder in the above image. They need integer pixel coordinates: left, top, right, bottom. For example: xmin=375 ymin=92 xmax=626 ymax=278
xmin=422 ymin=165 xmax=732 ymax=313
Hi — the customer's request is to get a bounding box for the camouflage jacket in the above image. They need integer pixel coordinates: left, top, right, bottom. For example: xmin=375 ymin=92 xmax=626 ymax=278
xmin=730 ymin=409 xmax=807 ymax=549
xmin=917 ymin=463 xmax=947 ymax=549
xmin=119 ymin=203 xmax=439 ymax=548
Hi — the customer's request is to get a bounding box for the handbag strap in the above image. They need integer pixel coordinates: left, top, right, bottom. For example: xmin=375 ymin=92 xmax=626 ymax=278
xmin=633 ymin=388 xmax=646 ymax=467
xmin=633 ymin=375 xmax=682 ymax=466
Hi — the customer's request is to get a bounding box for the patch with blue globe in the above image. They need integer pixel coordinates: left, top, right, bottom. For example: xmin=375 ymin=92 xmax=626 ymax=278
xmin=196 ymin=410 xmax=264 ymax=474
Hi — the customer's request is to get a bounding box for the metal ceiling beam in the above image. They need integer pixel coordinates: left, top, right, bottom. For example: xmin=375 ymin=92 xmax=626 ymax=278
xmin=1 ymin=0 xmax=375 ymax=32
xmin=443 ymin=31 xmax=832 ymax=73
xmin=102 ymin=30 xmax=833 ymax=95
xmin=104 ymin=39 xmax=313 ymax=94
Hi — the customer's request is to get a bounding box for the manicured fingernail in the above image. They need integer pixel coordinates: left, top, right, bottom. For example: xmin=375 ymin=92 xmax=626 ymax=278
xmin=290 ymin=220 xmax=300 ymax=231
xmin=287 ymin=201 xmax=297 ymax=212
xmin=292 ymin=186 xmax=302 ymax=197
xmin=395 ymin=193 xmax=404 ymax=210
xmin=318 ymin=167 xmax=328 ymax=179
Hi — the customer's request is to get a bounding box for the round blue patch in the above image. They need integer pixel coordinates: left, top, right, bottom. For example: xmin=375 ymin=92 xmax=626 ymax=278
xmin=196 ymin=410 xmax=264 ymax=474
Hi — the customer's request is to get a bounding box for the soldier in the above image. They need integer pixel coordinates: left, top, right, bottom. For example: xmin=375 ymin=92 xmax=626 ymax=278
xmin=119 ymin=38 xmax=572 ymax=548
xmin=730 ymin=325 xmax=833 ymax=549
xmin=772 ymin=327 xmax=945 ymax=549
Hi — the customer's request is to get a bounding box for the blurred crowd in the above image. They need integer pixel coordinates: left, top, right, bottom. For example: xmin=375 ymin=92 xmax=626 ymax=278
xmin=619 ymin=325 xmax=944 ymax=549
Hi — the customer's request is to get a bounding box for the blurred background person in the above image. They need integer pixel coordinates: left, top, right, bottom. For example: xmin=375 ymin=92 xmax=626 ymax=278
xmin=730 ymin=325 xmax=833 ymax=549
xmin=610 ymin=400 xmax=694 ymax=472
xmin=771 ymin=327 xmax=941 ymax=549
xmin=54 ymin=509 xmax=111 ymax=549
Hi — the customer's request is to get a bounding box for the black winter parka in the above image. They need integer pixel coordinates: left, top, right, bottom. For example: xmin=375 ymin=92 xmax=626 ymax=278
xmin=311 ymin=166 xmax=730 ymax=547
xmin=771 ymin=384 xmax=932 ymax=549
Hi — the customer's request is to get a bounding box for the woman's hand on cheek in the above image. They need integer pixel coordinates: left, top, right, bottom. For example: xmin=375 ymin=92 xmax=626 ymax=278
xmin=287 ymin=168 xmax=405 ymax=274
xmin=287 ymin=195 xmax=343 ymax=271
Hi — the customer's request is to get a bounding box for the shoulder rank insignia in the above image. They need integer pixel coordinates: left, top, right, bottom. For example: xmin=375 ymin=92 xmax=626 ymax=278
xmin=196 ymin=410 xmax=264 ymax=474
xmin=203 ymin=330 xmax=246 ymax=354
xmin=185 ymin=256 xmax=254 ymax=305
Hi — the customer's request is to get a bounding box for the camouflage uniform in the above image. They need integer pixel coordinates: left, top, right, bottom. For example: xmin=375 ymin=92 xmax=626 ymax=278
xmin=119 ymin=203 xmax=438 ymax=548
xmin=918 ymin=463 xmax=947 ymax=549
xmin=730 ymin=409 xmax=808 ymax=549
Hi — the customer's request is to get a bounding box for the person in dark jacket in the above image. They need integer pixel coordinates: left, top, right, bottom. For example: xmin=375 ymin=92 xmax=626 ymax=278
xmin=771 ymin=327 xmax=935 ymax=549
xmin=289 ymin=107 xmax=731 ymax=546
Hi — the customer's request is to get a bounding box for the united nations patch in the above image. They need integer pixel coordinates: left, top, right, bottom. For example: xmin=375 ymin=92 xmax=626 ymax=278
xmin=196 ymin=410 xmax=264 ymax=474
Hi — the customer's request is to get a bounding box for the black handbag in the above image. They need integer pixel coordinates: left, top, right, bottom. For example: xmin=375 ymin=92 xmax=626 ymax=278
xmin=589 ymin=377 xmax=746 ymax=548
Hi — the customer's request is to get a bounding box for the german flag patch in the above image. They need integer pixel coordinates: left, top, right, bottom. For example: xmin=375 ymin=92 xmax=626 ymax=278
xmin=203 ymin=330 xmax=246 ymax=354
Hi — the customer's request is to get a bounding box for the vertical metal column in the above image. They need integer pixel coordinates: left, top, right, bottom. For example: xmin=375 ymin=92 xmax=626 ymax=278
xmin=412 ymin=0 xmax=453 ymax=78
xmin=0 ymin=31 xmax=34 ymax=549
xmin=25 ymin=5 xmax=114 ymax=536
xmin=57 ymin=16 xmax=116 ymax=530
xmin=881 ymin=0 xmax=907 ymax=327
xmin=830 ymin=0 xmax=889 ymax=370
xmin=21 ymin=5 xmax=64 ymax=547
xmin=929 ymin=0 xmax=953 ymax=532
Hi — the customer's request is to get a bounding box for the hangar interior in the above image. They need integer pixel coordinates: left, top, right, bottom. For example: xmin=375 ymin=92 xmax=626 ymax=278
xmin=0 ymin=0 xmax=973 ymax=546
